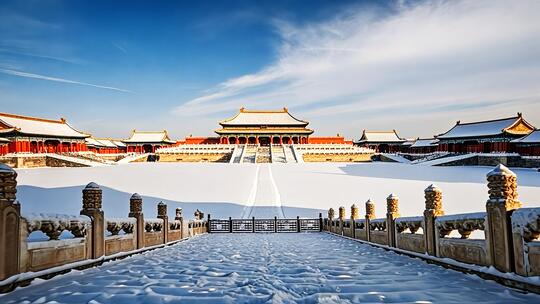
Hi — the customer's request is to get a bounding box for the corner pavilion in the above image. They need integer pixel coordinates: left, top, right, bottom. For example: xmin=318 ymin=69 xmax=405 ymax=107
xmin=215 ymin=108 xmax=314 ymax=145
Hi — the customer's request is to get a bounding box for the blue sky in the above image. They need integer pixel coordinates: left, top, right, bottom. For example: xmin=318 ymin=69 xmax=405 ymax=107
xmin=1 ymin=0 xmax=539 ymax=140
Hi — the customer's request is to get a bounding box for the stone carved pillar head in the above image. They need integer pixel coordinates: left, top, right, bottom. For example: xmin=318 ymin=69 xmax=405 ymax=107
xmin=386 ymin=194 xmax=399 ymax=217
xmin=175 ymin=208 xmax=183 ymax=221
xmin=328 ymin=208 xmax=335 ymax=220
xmin=0 ymin=164 xmax=17 ymax=205
xmin=351 ymin=204 xmax=359 ymax=220
xmin=129 ymin=193 xmax=143 ymax=217
xmin=424 ymin=184 xmax=443 ymax=216
xmin=487 ymin=164 xmax=521 ymax=208
xmin=365 ymin=199 xmax=375 ymax=220
xmin=157 ymin=202 xmax=167 ymax=219
xmin=82 ymin=182 xmax=102 ymax=212
xmin=194 ymin=209 xmax=204 ymax=220
xmin=338 ymin=206 xmax=345 ymax=220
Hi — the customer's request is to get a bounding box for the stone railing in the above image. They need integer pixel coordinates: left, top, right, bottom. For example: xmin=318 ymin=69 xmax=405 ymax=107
xmin=0 ymin=163 xmax=207 ymax=292
xmin=323 ymin=164 xmax=540 ymax=281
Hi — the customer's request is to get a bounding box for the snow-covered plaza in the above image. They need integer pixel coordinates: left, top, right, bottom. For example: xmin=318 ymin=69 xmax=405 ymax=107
xmin=2 ymin=233 xmax=538 ymax=303
xmin=14 ymin=162 xmax=540 ymax=219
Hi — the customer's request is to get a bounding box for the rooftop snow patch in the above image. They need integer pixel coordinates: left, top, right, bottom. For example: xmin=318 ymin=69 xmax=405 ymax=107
xmin=0 ymin=112 xmax=88 ymax=138
xmin=220 ymin=108 xmax=308 ymax=126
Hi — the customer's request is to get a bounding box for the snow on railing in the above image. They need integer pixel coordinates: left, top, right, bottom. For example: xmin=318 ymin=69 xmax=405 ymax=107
xmin=512 ymin=208 xmax=540 ymax=242
xmin=24 ymin=213 xmax=90 ymax=240
xmin=369 ymin=218 xmax=387 ymax=231
xmin=106 ymin=218 xmax=136 ymax=236
xmin=396 ymin=216 xmax=423 ymax=234
xmin=144 ymin=218 xmax=163 ymax=232
xmin=435 ymin=212 xmax=486 ymax=239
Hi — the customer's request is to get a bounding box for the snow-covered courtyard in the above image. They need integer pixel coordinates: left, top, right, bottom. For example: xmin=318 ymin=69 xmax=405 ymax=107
xmin=2 ymin=233 xmax=538 ymax=303
xmin=14 ymin=162 xmax=540 ymax=219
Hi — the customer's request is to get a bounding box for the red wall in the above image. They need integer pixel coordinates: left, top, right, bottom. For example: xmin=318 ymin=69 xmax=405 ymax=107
xmin=308 ymin=136 xmax=349 ymax=144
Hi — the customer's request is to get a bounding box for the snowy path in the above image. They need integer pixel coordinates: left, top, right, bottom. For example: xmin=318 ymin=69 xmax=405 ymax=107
xmin=2 ymin=233 xmax=538 ymax=303
xmin=242 ymin=164 xmax=285 ymax=218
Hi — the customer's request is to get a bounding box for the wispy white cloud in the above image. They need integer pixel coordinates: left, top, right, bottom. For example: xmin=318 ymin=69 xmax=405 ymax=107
xmin=0 ymin=68 xmax=132 ymax=93
xmin=112 ymin=43 xmax=128 ymax=54
xmin=174 ymin=0 xmax=540 ymax=137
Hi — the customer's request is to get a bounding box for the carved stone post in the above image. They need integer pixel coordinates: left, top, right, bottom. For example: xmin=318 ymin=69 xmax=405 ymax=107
xmin=328 ymin=208 xmax=335 ymax=232
xmin=365 ymin=199 xmax=375 ymax=242
xmin=0 ymin=164 xmax=20 ymax=281
xmin=81 ymin=182 xmax=104 ymax=259
xmin=157 ymin=202 xmax=168 ymax=244
xmin=386 ymin=194 xmax=400 ymax=247
xmin=486 ymin=164 xmax=521 ymax=272
xmin=424 ymin=184 xmax=444 ymax=256
xmin=338 ymin=206 xmax=345 ymax=235
xmin=128 ymin=193 xmax=144 ymax=249
xmin=351 ymin=204 xmax=359 ymax=238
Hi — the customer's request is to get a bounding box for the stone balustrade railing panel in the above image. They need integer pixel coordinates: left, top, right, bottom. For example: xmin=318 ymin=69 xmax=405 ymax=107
xmin=512 ymin=207 xmax=540 ymax=276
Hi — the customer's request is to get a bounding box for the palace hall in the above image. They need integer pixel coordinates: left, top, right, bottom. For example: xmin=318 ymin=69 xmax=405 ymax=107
xmin=215 ymin=108 xmax=314 ymax=145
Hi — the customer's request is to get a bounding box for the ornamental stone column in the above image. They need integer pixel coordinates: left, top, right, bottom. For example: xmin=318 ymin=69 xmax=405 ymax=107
xmin=128 ymin=193 xmax=145 ymax=249
xmin=328 ymin=208 xmax=335 ymax=232
xmin=157 ymin=202 xmax=168 ymax=244
xmin=338 ymin=206 xmax=345 ymax=235
xmin=0 ymin=164 xmax=20 ymax=281
xmin=386 ymin=194 xmax=400 ymax=247
xmin=351 ymin=204 xmax=359 ymax=238
xmin=424 ymin=184 xmax=444 ymax=256
xmin=486 ymin=164 xmax=521 ymax=272
xmin=81 ymin=182 xmax=104 ymax=259
xmin=365 ymin=199 xmax=375 ymax=242
xmin=174 ymin=208 xmax=188 ymax=239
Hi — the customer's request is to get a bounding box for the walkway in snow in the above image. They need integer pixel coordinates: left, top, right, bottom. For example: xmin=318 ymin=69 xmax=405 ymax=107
xmin=2 ymin=233 xmax=538 ymax=303
xmin=241 ymin=164 xmax=285 ymax=218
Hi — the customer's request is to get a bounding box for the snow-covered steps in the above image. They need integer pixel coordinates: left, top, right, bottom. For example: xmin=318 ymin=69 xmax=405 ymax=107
xmin=116 ymin=153 xmax=150 ymax=164
xmin=241 ymin=145 xmax=257 ymax=163
xmin=45 ymin=153 xmax=108 ymax=167
xmin=229 ymin=145 xmax=243 ymax=163
xmin=419 ymin=153 xmax=478 ymax=166
xmin=380 ymin=153 xmax=412 ymax=164
xmin=271 ymin=145 xmax=287 ymax=163
xmin=256 ymin=146 xmax=271 ymax=163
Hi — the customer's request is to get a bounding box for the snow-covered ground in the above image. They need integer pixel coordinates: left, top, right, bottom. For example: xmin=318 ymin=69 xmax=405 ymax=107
xmin=14 ymin=162 xmax=540 ymax=219
xmin=2 ymin=233 xmax=538 ymax=303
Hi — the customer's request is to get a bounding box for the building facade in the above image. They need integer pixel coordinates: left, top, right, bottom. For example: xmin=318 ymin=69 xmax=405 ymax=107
xmin=215 ymin=108 xmax=314 ymax=145
xmin=0 ymin=112 xmax=88 ymax=155
xmin=123 ymin=130 xmax=175 ymax=153
xmin=511 ymin=129 xmax=540 ymax=156
xmin=355 ymin=130 xmax=405 ymax=153
xmin=436 ymin=114 xmax=535 ymax=153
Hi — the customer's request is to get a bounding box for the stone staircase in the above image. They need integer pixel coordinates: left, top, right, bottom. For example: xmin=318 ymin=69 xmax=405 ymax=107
xmin=242 ymin=145 xmax=258 ymax=163
xmin=256 ymin=146 xmax=271 ymax=163
xmin=283 ymin=145 xmax=297 ymax=163
xmin=271 ymin=145 xmax=287 ymax=163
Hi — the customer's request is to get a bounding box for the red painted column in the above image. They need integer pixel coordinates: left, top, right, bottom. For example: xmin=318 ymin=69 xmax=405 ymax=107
xmin=279 ymin=136 xmax=283 ymax=144
xmin=255 ymin=136 xmax=259 ymax=145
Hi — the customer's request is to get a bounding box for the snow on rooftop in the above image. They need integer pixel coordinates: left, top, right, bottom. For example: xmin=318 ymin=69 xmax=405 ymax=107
xmin=220 ymin=108 xmax=308 ymax=126
xmin=123 ymin=131 xmax=173 ymax=143
xmin=0 ymin=112 xmax=88 ymax=138
xmin=410 ymin=138 xmax=439 ymax=148
xmin=85 ymin=137 xmax=105 ymax=147
xmin=437 ymin=116 xmax=532 ymax=139
xmin=358 ymin=130 xmax=404 ymax=143
xmin=512 ymin=129 xmax=540 ymax=144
